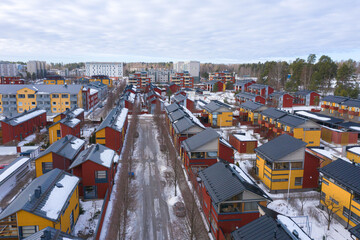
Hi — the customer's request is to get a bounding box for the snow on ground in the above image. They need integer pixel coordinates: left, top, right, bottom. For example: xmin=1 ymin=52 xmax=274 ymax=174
xmin=17 ymin=134 xmax=36 ymax=146
xmin=82 ymin=125 xmax=96 ymax=138
xmin=73 ymin=199 xmax=104 ymax=239
xmin=192 ymin=91 xmax=236 ymax=105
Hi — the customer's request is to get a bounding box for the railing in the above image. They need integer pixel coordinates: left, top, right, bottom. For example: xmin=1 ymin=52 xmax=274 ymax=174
xmin=94 ymin=189 xmax=110 ymax=240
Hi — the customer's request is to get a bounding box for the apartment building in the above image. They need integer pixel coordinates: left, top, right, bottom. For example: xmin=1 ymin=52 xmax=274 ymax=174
xmin=27 ymin=61 xmax=46 ymax=78
xmin=0 ymin=63 xmax=18 ymax=77
xmin=170 ymin=72 xmax=194 ymax=88
xmin=209 ymin=71 xmax=235 ymax=83
xmin=173 ymin=61 xmax=200 ymax=82
xmin=0 ymin=85 xmax=83 ymax=115
xmin=128 ymin=72 xmax=151 ymax=90
xmin=85 ymin=62 xmax=123 ymax=78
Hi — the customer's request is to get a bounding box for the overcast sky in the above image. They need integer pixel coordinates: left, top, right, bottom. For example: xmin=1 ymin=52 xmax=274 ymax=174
xmin=0 ymin=0 xmax=359 ymax=63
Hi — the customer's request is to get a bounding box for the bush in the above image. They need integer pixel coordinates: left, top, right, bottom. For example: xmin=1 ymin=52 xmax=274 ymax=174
xmin=79 ymin=203 xmax=85 ymax=215
xmin=24 ymin=142 xmax=36 ymax=146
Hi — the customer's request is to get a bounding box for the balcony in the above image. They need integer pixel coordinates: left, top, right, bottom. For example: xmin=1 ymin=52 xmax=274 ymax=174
xmin=321 ymin=104 xmax=330 ymax=109
xmin=273 ymin=127 xmax=282 ymax=133
xmin=338 ymin=109 xmax=348 ymax=114
xmin=329 ymin=106 xmax=338 ymax=111
xmin=258 ymin=119 xmax=265 ymax=125
xmin=349 ymin=111 xmax=358 ymax=116
xmin=264 ymin=122 xmax=274 ymax=128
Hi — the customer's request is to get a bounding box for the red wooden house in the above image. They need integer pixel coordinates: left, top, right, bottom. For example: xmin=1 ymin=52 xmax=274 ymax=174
xmin=247 ymin=84 xmax=274 ymax=98
xmin=69 ymin=144 xmax=119 ymax=199
xmin=1 ymin=108 xmax=46 ymax=144
xmin=293 ymin=90 xmax=320 ymax=106
xmin=233 ymin=79 xmax=255 ymax=92
xmin=172 ymin=116 xmax=205 ymax=150
xmin=198 ymin=162 xmax=271 ymax=240
xmin=168 ymin=83 xmax=181 ymax=94
xmin=82 ymin=87 xmax=99 ymax=110
xmin=229 ymin=132 xmax=258 ymax=154
xmin=49 ymin=116 xmax=81 ymax=144
xmin=235 ymin=92 xmax=266 ymax=104
xmin=53 ymin=107 xmax=85 ymax=122
xmin=164 ymin=103 xmax=181 ymax=129
xmin=95 ymin=107 xmax=129 ymax=154
xmin=119 ymin=91 xmax=136 ymax=112
xmin=181 ymin=128 xmax=234 ymax=178
xmin=0 ymin=77 xmax=24 ymax=84
xmin=205 ymin=80 xmax=225 ymax=92
xmin=171 ymin=93 xmax=195 ymax=112
xmin=267 ymin=92 xmax=294 ymax=108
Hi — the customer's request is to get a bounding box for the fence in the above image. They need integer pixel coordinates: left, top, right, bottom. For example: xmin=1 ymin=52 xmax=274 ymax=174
xmin=94 ymin=189 xmax=110 ymax=240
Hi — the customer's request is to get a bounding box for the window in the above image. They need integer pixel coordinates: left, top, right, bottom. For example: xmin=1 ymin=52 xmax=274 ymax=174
xmin=322 ymin=179 xmax=329 ymax=185
xmin=52 ymin=94 xmax=59 ymax=98
xmin=18 ymin=94 xmax=25 ymax=98
xmin=52 ymin=102 xmax=56 ymax=105
xmin=244 ymin=202 xmax=258 ymax=211
xmin=190 ymin=152 xmax=205 ymax=159
xmin=330 ymin=197 xmax=339 ymax=205
xmin=70 ymin=211 xmax=74 ymax=229
xmin=343 ymin=207 xmax=350 ymax=218
xmin=42 ymin=162 xmax=53 ymax=174
xmin=57 ymin=130 xmax=61 ymax=137
xmin=28 ymin=94 xmax=35 ymax=98
xmin=65 ymin=102 xmax=69 ymax=105
xmin=32 ymin=102 xmax=36 ymax=106
xmin=295 ymin=177 xmax=303 ymax=186
xmin=95 ymin=170 xmax=108 ymax=183
xmin=273 ymin=178 xmax=288 ymax=182
xmin=19 ymin=108 xmax=23 ymax=112
xmin=20 ymin=225 xmax=38 ymax=238
xmin=18 ymin=102 xmax=23 ymax=106
xmin=274 ymin=162 xmax=289 ymax=170
xmin=62 ymin=94 xmax=68 ymax=98
xmin=350 ymin=211 xmax=360 ymax=225
xmin=53 ymin=108 xmax=57 ymax=112
xmin=291 ymin=162 xmax=303 ymax=169
xmin=206 ymin=151 xmax=217 ymax=158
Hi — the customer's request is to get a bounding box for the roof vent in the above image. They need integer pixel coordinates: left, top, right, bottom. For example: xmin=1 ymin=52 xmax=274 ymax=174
xmin=40 ymin=229 xmax=52 ymax=240
xmin=64 ymin=135 xmax=68 ymax=141
xmin=56 ymin=183 xmax=63 ymax=188
xmin=34 ymin=186 xmax=42 ymax=198
xmin=95 ymin=144 xmax=100 ymax=151
xmin=292 ymin=230 xmax=299 ymax=239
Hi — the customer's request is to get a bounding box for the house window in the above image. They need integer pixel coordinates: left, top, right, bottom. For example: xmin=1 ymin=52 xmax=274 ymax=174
xmin=350 ymin=211 xmax=360 ymax=225
xmin=190 ymin=152 xmax=205 ymax=159
xmin=343 ymin=206 xmax=350 ymax=218
xmin=95 ymin=170 xmax=108 ymax=183
xmin=206 ymin=151 xmax=217 ymax=158
xmin=70 ymin=211 xmax=74 ymax=229
xmin=57 ymin=130 xmax=61 ymax=137
xmin=62 ymin=94 xmax=68 ymax=98
xmin=295 ymin=177 xmax=303 ymax=186
xmin=244 ymin=201 xmax=258 ymax=211
xmin=274 ymin=162 xmax=289 ymax=170
xmin=18 ymin=94 xmax=25 ymax=98
xmin=322 ymin=179 xmax=329 ymax=185
xmin=18 ymin=102 xmax=23 ymax=106
xmin=52 ymin=94 xmax=59 ymax=98
xmin=19 ymin=108 xmax=23 ymax=112
xmin=53 ymin=108 xmax=57 ymax=112
xmin=42 ymin=162 xmax=53 ymax=174
xmin=28 ymin=94 xmax=35 ymax=98
xmin=330 ymin=197 xmax=339 ymax=205
xmin=65 ymin=102 xmax=69 ymax=105
xmin=19 ymin=225 xmax=38 ymax=238
xmin=291 ymin=162 xmax=303 ymax=169
xmin=32 ymin=102 xmax=36 ymax=106
xmin=52 ymin=102 xmax=57 ymax=105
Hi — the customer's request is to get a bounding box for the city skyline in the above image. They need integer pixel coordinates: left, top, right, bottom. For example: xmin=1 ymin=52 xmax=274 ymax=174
xmin=1 ymin=0 xmax=360 ymax=63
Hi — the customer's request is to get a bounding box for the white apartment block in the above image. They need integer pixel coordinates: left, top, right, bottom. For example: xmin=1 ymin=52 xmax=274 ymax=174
xmin=85 ymin=62 xmax=123 ymax=78
xmin=0 ymin=63 xmax=18 ymax=77
xmin=27 ymin=61 xmax=46 ymax=78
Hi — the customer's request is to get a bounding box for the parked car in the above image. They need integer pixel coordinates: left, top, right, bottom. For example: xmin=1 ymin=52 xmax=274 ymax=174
xmin=173 ymin=201 xmax=186 ymax=217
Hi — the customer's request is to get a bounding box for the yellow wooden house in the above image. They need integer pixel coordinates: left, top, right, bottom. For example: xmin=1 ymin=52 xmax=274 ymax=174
xmin=89 ymin=75 xmax=113 ymax=87
xmin=319 ymin=159 xmax=360 ymax=228
xmin=320 ymin=95 xmax=349 ymax=114
xmin=203 ymin=100 xmax=233 ymax=127
xmin=275 ymin=114 xmax=321 ymax=147
xmin=346 ymin=146 xmax=360 ymax=164
xmin=254 ymin=134 xmax=308 ymax=193
xmin=239 ymin=101 xmax=268 ymax=125
xmin=0 ymin=169 xmax=80 ymax=239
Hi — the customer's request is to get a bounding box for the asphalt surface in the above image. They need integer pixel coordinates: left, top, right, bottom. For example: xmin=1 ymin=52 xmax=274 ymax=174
xmin=132 ymin=117 xmax=173 ymax=240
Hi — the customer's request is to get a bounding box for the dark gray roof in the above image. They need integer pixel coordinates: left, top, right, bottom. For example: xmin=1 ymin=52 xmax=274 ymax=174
xmin=53 ymin=107 xmax=84 ymax=120
xmin=319 ymin=159 xmax=360 ymax=195
xmin=165 ymin=103 xmax=181 ymax=113
xmin=255 ymin=134 xmax=307 ymax=162
xmin=234 ymin=79 xmax=254 ymax=86
xmin=277 ymin=114 xmax=306 ymax=128
xmin=198 ymin=162 xmax=270 ymax=204
xmin=168 ymin=109 xmax=187 ymax=122
xmin=182 ymin=128 xmax=219 ymax=152
xmin=240 ymin=101 xmax=265 ymax=111
xmin=203 ymin=100 xmax=231 ymax=113
xmin=24 ymin=226 xmax=82 ymax=240
xmin=36 ymin=135 xmax=85 ymax=160
xmin=321 ymin=95 xmax=349 ymax=104
xmin=349 ymin=224 xmax=360 ymax=238
xmin=173 ymin=94 xmax=187 ymax=103
xmin=57 ymin=116 xmax=81 ymax=128
xmin=269 ymin=92 xmax=292 ymax=98
xmin=342 ymin=99 xmax=360 ymax=108
xmin=69 ymin=144 xmax=118 ymax=169
xmin=97 ymin=106 xmax=128 ymax=132
xmin=173 ymin=117 xmax=197 ymax=134
xmin=0 ymin=169 xmax=79 ymax=221
xmin=0 ymin=157 xmax=30 ymax=185
xmin=2 ymin=108 xmax=46 ymax=126
xmin=337 ymin=121 xmax=360 ymax=132
xmin=261 ymin=108 xmax=287 ymax=119
xmin=248 ymin=83 xmax=268 ymax=89
xmin=205 ymin=80 xmax=220 ymax=85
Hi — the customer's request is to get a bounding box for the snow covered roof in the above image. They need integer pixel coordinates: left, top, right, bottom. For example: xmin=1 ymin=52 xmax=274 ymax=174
xmin=2 ymin=108 xmax=46 ymax=126
xmin=89 ymin=88 xmax=99 ymax=95
xmin=198 ymin=162 xmax=271 ymax=204
xmin=36 ymin=135 xmax=85 ymax=160
xmin=0 ymin=84 xmax=83 ymax=95
xmin=97 ymin=107 xmax=128 ymax=132
xmin=236 ymin=92 xmax=263 ymax=100
xmin=232 ymin=132 xmax=257 ymax=142
xmin=70 ymin=144 xmax=119 ymax=169
xmin=0 ymin=169 xmax=79 ymax=221
xmin=296 ymin=111 xmax=331 ymax=121
xmin=59 ymin=117 xmax=81 ymax=128
xmin=347 ymin=146 xmax=360 ymax=155
xmin=180 ymin=105 xmax=205 ymax=128
xmin=0 ymin=156 xmax=30 ymax=185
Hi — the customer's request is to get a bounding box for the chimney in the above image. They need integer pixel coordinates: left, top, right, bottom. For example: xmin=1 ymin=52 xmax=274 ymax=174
xmin=95 ymin=144 xmax=99 ymax=151
xmin=35 ymin=186 xmax=42 ymax=198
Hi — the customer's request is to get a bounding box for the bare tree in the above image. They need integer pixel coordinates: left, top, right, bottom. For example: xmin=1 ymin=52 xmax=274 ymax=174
xmin=320 ymin=196 xmax=341 ymax=230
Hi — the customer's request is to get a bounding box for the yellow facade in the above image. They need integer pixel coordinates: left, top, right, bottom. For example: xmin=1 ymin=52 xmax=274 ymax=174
xmin=293 ymin=128 xmax=321 ymax=147
xmin=50 ymin=93 xmax=71 ymax=113
xmin=35 ymin=153 xmax=53 ymax=177
xmin=346 ymin=150 xmax=360 ymax=163
xmin=16 ymin=88 xmax=37 ymax=113
xmin=44 ymin=79 xmax=72 ymax=85
xmin=90 ymin=78 xmax=112 ymax=87
xmin=207 ymin=111 xmax=233 ymax=127
xmin=16 ymin=185 xmax=79 ymax=234
xmin=53 ymin=114 xmax=62 ymax=123
xmin=48 ymin=123 xmax=61 ymax=144
xmin=321 ymin=176 xmax=360 ymax=227
xmin=0 ymin=94 xmax=2 ymax=113
xmin=256 ymin=155 xmax=304 ymax=191
xmin=95 ymin=128 xmax=106 ymax=145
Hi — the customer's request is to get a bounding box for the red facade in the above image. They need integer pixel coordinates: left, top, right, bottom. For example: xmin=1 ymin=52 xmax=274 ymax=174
xmin=302 ymin=151 xmax=321 ymax=189
xmin=169 ymin=84 xmax=181 ymax=93
xmin=1 ymin=111 xmax=46 ymax=144
xmin=309 ymin=92 xmax=320 ymax=106
xmin=103 ymin=118 xmax=128 ymax=154
xmin=60 ymin=122 xmax=81 ymax=139
xmin=229 ymin=134 xmax=258 ymax=153
xmin=0 ymin=77 xmax=24 ymax=84
xmin=82 ymin=88 xmax=99 ymax=110
xmin=72 ymin=160 xmax=116 ymax=199
xmin=206 ymin=81 xmax=225 ymax=92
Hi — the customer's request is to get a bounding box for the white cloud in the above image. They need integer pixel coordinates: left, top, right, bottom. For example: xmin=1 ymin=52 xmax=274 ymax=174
xmin=0 ymin=0 xmax=359 ymax=63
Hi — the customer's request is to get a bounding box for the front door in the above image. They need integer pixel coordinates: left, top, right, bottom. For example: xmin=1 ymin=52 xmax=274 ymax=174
xmin=84 ymin=185 xmax=97 ymax=199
